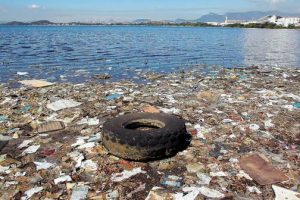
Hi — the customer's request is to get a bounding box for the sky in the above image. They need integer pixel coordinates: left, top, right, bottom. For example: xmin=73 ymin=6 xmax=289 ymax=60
xmin=0 ymin=0 xmax=300 ymax=22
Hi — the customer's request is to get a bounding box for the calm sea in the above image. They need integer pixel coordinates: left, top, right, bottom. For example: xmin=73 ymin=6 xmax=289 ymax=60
xmin=0 ymin=25 xmax=299 ymax=83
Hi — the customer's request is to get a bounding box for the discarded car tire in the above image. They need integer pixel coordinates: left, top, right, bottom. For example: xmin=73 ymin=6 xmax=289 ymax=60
xmin=103 ymin=113 xmax=189 ymax=161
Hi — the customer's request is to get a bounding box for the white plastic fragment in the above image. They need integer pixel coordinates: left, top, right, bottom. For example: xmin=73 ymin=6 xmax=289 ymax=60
xmin=160 ymin=107 xmax=181 ymax=115
xmin=264 ymin=119 xmax=275 ymax=128
xmin=19 ymin=80 xmax=54 ymax=88
xmin=196 ymin=173 xmax=211 ymax=185
xmin=54 ymin=175 xmax=72 ymax=184
xmin=22 ymin=145 xmax=40 ymax=155
xmin=237 ymin=170 xmax=253 ymax=180
xmin=47 ymin=99 xmax=82 ymax=111
xmin=77 ymin=117 xmax=99 ymax=126
xmin=22 ymin=187 xmax=43 ymax=200
xmin=194 ymin=124 xmax=206 ymax=139
xmin=111 ymin=167 xmax=146 ymax=182
xmin=15 ymin=172 xmax=26 ymax=177
xmin=34 ymin=161 xmax=54 ymax=170
xmin=0 ymin=165 xmax=10 ymax=174
xmin=247 ymin=186 xmax=262 ymax=194
xmin=71 ymin=139 xmax=86 ymax=147
xmin=18 ymin=140 xmax=33 ymax=149
xmin=272 ymin=185 xmax=300 ymax=200
xmin=174 ymin=187 xmax=201 ymax=200
xmin=210 ymin=171 xmax=228 ymax=177
xmin=175 ymin=187 xmax=224 ymax=199
xmin=77 ymin=142 xmax=95 ymax=149
xmin=70 ymin=186 xmax=89 ymax=200
xmin=68 ymin=151 xmax=85 ymax=168
xmin=249 ymin=124 xmax=260 ymax=131
xmin=198 ymin=186 xmax=224 ymax=198
xmin=81 ymin=160 xmax=98 ymax=171
xmin=17 ymin=72 xmax=28 ymax=76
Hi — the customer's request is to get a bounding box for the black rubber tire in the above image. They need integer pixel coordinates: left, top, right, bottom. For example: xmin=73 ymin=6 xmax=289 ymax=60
xmin=102 ymin=112 xmax=189 ymax=161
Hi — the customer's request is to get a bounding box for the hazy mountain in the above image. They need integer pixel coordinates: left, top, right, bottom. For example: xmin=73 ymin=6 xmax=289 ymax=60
xmin=197 ymin=11 xmax=300 ymax=22
xmin=30 ymin=20 xmax=54 ymax=25
xmin=5 ymin=21 xmax=28 ymax=25
xmin=4 ymin=20 xmax=54 ymax=25
xmin=132 ymin=19 xmax=152 ymax=23
xmin=196 ymin=12 xmax=225 ymax=22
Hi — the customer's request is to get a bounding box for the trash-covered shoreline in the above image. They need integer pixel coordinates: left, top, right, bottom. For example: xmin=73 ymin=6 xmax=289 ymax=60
xmin=0 ymin=66 xmax=299 ymax=199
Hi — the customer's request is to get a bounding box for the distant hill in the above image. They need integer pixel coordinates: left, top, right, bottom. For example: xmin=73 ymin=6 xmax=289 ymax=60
xmin=132 ymin=19 xmax=151 ymax=23
xmin=30 ymin=20 xmax=54 ymax=25
xmin=4 ymin=20 xmax=54 ymax=25
xmin=197 ymin=11 xmax=300 ymax=22
xmin=196 ymin=12 xmax=225 ymax=22
xmin=5 ymin=21 xmax=28 ymax=25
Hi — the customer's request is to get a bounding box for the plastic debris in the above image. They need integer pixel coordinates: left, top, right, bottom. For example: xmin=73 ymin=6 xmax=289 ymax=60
xmin=47 ymin=99 xmax=82 ymax=111
xmin=293 ymin=102 xmax=300 ymax=109
xmin=34 ymin=161 xmax=54 ymax=170
xmin=174 ymin=187 xmax=201 ymax=200
xmin=37 ymin=121 xmax=65 ymax=133
xmin=196 ymin=173 xmax=211 ymax=185
xmin=22 ymin=145 xmax=40 ymax=155
xmin=81 ymin=160 xmax=98 ymax=171
xmin=0 ymin=66 xmax=299 ymax=199
xmin=54 ymin=175 xmax=72 ymax=184
xmin=19 ymin=80 xmax=54 ymax=88
xmin=22 ymin=187 xmax=43 ymax=200
xmin=70 ymin=186 xmax=89 ymax=200
xmin=106 ymin=93 xmax=122 ymax=101
xmin=68 ymin=151 xmax=85 ymax=168
xmin=0 ymin=115 xmax=7 ymax=122
xmin=17 ymin=72 xmax=28 ymax=76
xmin=210 ymin=171 xmax=228 ymax=177
xmin=111 ymin=167 xmax=146 ymax=182
xmin=77 ymin=117 xmax=99 ymax=126
xmin=198 ymin=186 xmax=224 ymax=198
xmin=239 ymin=154 xmax=289 ymax=185
xmin=18 ymin=139 xmax=33 ymax=149
xmin=160 ymin=175 xmax=184 ymax=188
xmin=272 ymin=185 xmax=300 ymax=200
xmin=249 ymin=124 xmax=260 ymax=131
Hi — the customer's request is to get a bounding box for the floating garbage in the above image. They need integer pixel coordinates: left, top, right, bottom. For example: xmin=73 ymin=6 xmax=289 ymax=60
xmin=160 ymin=175 xmax=184 ymax=188
xmin=22 ymin=187 xmax=43 ymax=200
xmin=239 ymin=154 xmax=288 ymax=185
xmin=106 ymin=93 xmax=122 ymax=101
xmin=47 ymin=99 xmax=82 ymax=111
xmin=70 ymin=186 xmax=89 ymax=200
xmin=54 ymin=175 xmax=72 ymax=184
xmin=293 ymin=102 xmax=300 ymax=109
xmin=111 ymin=167 xmax=146 ymax=182
xmin=19 ymin=79 xmax=54 ymax=88
xmin=0 ymin=65 xmax=299 ymax=199
xmin=272 ymin=185 xmax=300 ymax=200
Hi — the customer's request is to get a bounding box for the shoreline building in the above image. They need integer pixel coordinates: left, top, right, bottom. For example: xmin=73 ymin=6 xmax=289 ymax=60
xmin=267 ymin=15 xmax=300 ymax=27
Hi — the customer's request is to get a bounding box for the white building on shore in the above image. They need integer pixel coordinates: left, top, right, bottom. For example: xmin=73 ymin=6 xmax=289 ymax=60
xmin=267 ymin=15 xmax=300 ymax=27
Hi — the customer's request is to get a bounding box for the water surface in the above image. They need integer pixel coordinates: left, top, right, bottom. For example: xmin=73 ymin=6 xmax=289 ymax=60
xmin=0 ymin=25 xmax=299 ymax=83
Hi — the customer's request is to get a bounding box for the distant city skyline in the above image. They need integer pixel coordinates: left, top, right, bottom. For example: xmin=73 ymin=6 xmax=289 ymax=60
xmin=0 ymin=0 xmax=300 ymax=22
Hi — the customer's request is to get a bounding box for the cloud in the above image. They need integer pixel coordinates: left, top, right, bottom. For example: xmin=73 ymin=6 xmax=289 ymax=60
xmin=28 ymin=4 xmax=41 ymax=9
xmin=247 ymin=0 xmax=288 ymax=5
xmin=266 ymin=0 xmax=287 ymax=4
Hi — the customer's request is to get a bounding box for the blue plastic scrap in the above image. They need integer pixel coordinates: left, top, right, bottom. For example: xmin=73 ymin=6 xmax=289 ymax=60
xmin=0 ymin=115 xmax=7 ymax=122
xmin=20 ymin=105 xmax=32 ymax=113
xmin=106 ymin=93 xmax=122 ymax=101
xmin=293 ymin=102 xmax=300 ymax=109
